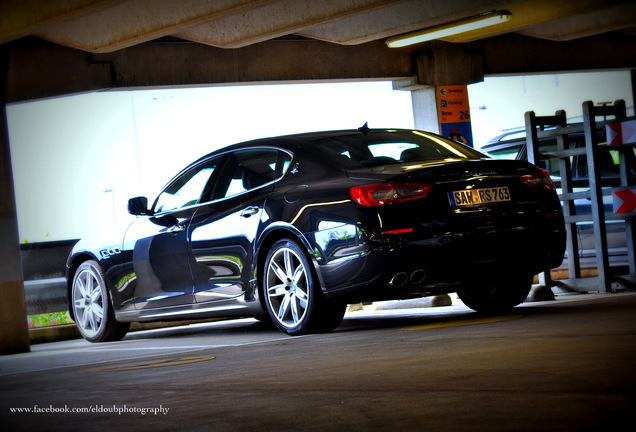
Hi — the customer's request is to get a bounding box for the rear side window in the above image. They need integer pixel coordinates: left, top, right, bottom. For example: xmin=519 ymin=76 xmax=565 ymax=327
xmin=212 ymin=148 xmax=292 ymax=200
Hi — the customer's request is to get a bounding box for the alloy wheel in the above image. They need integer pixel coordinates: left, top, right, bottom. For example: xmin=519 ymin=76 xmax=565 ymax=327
xmin=72 ymin=266 xmax=106 ymax=339
xmin=265 ymin=246 xmax=310 ymax=329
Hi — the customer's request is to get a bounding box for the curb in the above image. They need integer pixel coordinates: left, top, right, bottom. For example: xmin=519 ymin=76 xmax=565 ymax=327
xmin=29 ymin=324 xmax=81 ymax=344
xmin=373 ymin=294 xmax=453 ymax=310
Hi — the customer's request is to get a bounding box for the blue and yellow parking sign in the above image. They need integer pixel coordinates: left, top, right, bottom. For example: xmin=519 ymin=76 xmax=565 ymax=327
xmin=437 ymin=85 xmax=473 ymax=148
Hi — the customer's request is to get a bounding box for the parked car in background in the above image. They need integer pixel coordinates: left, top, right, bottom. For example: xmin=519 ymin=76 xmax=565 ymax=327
xmin=67 ymin=127 xmax=565 ymax=342
xmin=482 ymin=127 xmax=631 ymax=269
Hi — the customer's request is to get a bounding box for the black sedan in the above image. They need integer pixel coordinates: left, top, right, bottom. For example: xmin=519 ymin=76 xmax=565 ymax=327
xmin=67 ymin=127 xmax=566 ymax=341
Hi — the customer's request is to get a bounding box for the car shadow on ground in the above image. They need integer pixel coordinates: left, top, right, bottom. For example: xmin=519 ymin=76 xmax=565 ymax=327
xmin=121 ymin=318 xmax=280 ymax=341
xmin=118 ymin=293 xmax=622 ymax=342
xmin=120 ymin=305 xmax=544 ymax=341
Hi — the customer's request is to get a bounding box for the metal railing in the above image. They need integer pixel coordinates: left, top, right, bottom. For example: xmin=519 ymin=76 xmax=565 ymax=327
xmin=525 ymin=100 xmax=635 ymax=293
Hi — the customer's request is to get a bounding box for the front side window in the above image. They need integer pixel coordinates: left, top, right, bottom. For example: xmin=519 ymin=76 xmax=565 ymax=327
xmin=154 ymin=157 xmax=221 ymax=213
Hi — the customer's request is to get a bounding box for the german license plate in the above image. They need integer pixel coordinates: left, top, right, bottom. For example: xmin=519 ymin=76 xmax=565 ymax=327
xmin=447 ymin=187 xmax=511 ymax=207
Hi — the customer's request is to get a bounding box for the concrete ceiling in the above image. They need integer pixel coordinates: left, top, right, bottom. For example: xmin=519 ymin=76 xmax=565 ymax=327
xmin=2 ymin=0 xmax=635 ymax=53
xmin=2 ymin=0 xmax=636 ymax=104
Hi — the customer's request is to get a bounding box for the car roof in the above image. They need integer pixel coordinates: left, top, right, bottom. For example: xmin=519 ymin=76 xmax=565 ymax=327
xmin=190 ymin=128 xmax=422 ymax=163
xmin=483 ymin=129 xmax=527 ymax=147
xmin=483 ymin=122 xmax=591 ymax=149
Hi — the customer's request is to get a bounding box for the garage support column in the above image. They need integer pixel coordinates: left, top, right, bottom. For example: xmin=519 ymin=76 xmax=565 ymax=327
xmin=411 ymin=86 xmax=441 ymax=133
xmin=393 ymin=78 xmax=441 ymax=133
xmin=0 ymin=47 xmax=30 ymax=355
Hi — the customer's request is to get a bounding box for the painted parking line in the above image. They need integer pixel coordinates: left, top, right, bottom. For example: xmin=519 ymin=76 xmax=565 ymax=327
xmin=81 ymin=356 xmax=216 ymax=373
xmin=402 ymin=314 xmax=523 ymax=331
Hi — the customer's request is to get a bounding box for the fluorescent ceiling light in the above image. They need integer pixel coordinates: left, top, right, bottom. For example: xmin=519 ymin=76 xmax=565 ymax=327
xmin=386 ymin=11 xmax=511 ymax=48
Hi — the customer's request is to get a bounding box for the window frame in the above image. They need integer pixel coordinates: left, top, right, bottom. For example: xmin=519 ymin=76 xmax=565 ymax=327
xmin=152 ymin=155 xmax=224 ymax=215
xmin=210 ymin=147 xmax=293 ymax=201
xmin=151 ymin=147 xmax=294 ymax=215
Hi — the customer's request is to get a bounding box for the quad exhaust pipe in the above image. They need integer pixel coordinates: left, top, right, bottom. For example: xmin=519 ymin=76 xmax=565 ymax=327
xmin=389 ymin=269 xmax=426 ymax=287
xmin=389 ymin=272 xmax=408 ymax=287
xmin=410 ymin=269 xmax=426 ymax=285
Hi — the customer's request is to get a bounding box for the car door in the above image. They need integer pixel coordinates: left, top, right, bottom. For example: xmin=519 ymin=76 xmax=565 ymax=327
xmin=122 ymin=156 xmax=222 ymax=310
xmin=189 ymin=148 xmax=292 ymax=303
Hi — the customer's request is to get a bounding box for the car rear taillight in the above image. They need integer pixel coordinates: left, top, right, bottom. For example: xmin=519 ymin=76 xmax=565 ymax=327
xmin=522 ymin=169 xmax=555 ymax=190
xmin=350 ymin=182 xmax=433 ymax=207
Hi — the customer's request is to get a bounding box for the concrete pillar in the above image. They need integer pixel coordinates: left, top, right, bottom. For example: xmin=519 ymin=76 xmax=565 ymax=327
xmin=411 ymin=86 xmax=440 ymax=134
xmin=393 ymin=78 xmax=440 ymax=134
xmin=0 ymin=47 xmax=30 ymax=354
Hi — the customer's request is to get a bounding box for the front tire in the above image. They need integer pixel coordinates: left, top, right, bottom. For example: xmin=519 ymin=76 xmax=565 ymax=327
xmin=458 ymin=271 xmax=533 ymax=314
xmin=263 ymin=239 xmax=345 ymax=336
xmin=71 ymin=260 xmax=130 ymax=342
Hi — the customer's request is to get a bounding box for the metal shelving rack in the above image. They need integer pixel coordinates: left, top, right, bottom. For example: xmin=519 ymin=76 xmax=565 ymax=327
xmin=525 ymin=100 xmax=635 ymax=293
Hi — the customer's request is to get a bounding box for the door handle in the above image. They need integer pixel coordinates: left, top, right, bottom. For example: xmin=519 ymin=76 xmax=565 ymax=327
xmin=168 ymin=224 xmax=186 ymax=234
xmin=241 ymin=206 xmax=259 ymax=218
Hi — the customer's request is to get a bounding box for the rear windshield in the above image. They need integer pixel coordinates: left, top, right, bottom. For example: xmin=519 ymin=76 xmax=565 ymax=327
xmin=316 ymin=130 xmax=488 ymax=167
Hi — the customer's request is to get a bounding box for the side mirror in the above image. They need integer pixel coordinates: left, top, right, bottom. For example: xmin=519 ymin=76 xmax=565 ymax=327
xmin=128 ymin=196 xmax=152 ymax=216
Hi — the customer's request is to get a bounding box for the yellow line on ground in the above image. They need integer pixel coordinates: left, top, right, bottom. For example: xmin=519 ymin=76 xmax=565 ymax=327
xmin=81 ymin=356 xmax=216 ymax=373
xmin=402 ymin=315 xmax=523 ymax=331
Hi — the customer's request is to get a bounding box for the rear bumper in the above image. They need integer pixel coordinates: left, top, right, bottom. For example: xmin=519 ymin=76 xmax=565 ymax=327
xmin=313 ymin=218 xmax=565 ymax=303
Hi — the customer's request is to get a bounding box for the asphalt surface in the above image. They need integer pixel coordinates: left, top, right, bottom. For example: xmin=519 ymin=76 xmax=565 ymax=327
xmin=2 ymin=292 xmax=636 ymax=431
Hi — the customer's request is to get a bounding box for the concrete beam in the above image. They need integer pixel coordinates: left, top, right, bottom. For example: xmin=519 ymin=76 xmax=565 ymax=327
xmin=92 ymin=38 xmax=414 ymax=89
xmin=2 ymin=36 xmax=414 ymax=102
xmin=5 ymin=32 xmax=636 ymax=104
xmin=296 ymin=0 xmax=523 ymax=45
xmin=474 ymin=32 xmax=636 ymax=76
xmin=176 ymin=0 xmax=402 ymax=49
xmin=34 ymin=0 xmax=277 ymax=53
xmin=6 ymin=38 xmax=113 ymax=102
xmin=517 ymin=2 xmax=636 ymax=41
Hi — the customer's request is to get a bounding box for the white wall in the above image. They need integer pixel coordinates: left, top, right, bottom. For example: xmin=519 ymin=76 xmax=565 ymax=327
xmin=7 ymin=82 xmax=414 ymax=243
xmin=8 ymin=92 xmax=139 ymax=243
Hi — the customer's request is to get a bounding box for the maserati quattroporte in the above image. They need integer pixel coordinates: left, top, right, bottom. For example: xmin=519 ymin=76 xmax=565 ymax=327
xmin=67 ymin=127 xmax=565 ymax=341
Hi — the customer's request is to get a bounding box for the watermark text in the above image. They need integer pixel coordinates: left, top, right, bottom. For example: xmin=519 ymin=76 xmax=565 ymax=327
xmin=9 ymin=404 xmax=170 ymax=416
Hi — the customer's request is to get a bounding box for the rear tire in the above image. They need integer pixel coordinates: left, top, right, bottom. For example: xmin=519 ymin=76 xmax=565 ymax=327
xmin=458 ymin=271 xmax=533 ymax=314
xmin=71 ymin=260 xmax=130 ymax=342
xmin=263 ymin=239 xmax=345 ymax=336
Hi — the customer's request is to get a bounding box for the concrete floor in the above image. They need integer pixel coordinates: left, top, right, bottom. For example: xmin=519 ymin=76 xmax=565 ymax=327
xmin=2 ymin=292 xmax=635 ymax=431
